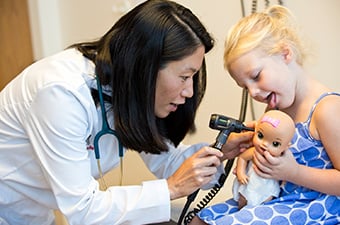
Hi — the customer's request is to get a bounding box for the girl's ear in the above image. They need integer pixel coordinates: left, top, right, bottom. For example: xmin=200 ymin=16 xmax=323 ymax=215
xmin=281 ymin=45 xmax=293 ymax=64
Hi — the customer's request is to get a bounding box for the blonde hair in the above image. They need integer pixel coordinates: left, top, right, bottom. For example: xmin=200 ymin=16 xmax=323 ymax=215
xmin=224 ymin=5 xmax=307 ymax=69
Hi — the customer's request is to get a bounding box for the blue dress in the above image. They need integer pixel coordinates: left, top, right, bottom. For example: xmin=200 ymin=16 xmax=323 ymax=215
xmin=197 ymin=92 xmax=340 ymax=225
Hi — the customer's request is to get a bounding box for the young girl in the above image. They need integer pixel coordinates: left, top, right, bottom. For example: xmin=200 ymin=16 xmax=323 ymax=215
xmin=0 ymin=1 xmax=254 ymax=224
xmin=233 ymin=110 xmax=295 ymax=209
xmin=191 ymin=5 xmax=340 ymax=225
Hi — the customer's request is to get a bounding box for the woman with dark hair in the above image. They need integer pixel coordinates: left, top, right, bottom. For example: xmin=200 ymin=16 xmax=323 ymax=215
xmin=0 ymin=0 xmax=253 ymax=224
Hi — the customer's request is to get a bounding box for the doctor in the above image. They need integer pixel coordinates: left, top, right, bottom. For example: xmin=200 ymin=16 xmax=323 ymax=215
xmin=0 ymin=0 xmax=253 ymax=224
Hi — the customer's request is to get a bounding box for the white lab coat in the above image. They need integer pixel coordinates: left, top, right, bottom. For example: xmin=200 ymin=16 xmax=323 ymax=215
xmin=0 ymin=49 xmax=220 ymax=225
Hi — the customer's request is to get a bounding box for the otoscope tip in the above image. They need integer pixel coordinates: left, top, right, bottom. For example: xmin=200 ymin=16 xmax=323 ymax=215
xmin=243 ymin=126 xmax=255 ymax=132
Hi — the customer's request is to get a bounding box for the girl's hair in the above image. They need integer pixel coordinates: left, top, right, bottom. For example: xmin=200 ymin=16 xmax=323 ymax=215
xmin=224 ymin=5 xmax=307 ymax=70
xmin=71 ymin=0 xmax=214 ymax=154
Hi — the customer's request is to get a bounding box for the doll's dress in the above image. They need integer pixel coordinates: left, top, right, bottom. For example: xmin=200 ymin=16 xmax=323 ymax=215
xmin=232 ymin=161 xmax=280 ymax=207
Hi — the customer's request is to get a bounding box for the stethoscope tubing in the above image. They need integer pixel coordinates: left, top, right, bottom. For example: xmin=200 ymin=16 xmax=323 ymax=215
xmin=93 ymin=76 xmax=123 ymax=159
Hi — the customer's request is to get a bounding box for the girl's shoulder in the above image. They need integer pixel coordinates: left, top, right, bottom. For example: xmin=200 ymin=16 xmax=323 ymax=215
xmin=313 ymin=92 xmax=340 ymax=118
xmin=309 ymin=92 xmax=340 ymax=140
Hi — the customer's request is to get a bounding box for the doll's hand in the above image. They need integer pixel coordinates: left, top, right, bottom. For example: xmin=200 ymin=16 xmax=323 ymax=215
xmin=237 ymin=173 xmax=249 ymax=185
xmin=253 ymin=147 xmax=298 ymax=181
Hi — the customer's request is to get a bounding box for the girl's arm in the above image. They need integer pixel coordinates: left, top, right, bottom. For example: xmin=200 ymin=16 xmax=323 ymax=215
xmin=296 ymin=95 xmax=340 ymax=195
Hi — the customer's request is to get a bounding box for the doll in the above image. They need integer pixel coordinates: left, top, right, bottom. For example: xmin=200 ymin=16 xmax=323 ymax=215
xmin=232 ymin=110 xmax=295 ymax=209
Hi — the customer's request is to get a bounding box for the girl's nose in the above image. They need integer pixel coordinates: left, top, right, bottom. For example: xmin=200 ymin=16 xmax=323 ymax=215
xmin=248 ymin=85 xmax=260 ymax=98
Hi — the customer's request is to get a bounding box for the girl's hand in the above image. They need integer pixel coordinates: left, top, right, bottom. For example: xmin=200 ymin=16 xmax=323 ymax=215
xmin=167 ymin=146 xmax=223 ymax=200
xmin=253 ymin=147 xmax=298 ymax=181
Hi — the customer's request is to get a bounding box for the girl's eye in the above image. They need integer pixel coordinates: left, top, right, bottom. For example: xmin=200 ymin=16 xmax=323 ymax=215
xmin=272 ymin=141 xmax=281 ymax=147
xmin=253 ymin=72 xmax=260 ymax=81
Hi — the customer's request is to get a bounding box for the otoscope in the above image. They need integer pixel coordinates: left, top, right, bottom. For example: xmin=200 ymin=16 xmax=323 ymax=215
xmin=209 ymin=113 xmax=254 ymax=149
xmin=177 ymin=114 xmax=254 ymax=225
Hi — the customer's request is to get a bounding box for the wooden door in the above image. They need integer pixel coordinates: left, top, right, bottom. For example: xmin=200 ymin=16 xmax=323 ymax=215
xmin=0 ymin=0 xmax=34 ymax=90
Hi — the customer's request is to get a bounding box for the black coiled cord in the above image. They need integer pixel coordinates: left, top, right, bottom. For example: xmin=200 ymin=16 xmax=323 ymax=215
xmin=183 ymin=184 xmax=221 ymax=224
xmin=182 ymin=159 xmax=234 ymax=224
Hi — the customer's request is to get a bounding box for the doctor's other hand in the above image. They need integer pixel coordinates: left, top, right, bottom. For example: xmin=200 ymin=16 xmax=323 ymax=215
xmin=167 ymin=146 xmax=223 ymax=200
xmin=220 ymin=128 xmax=254 ymax=161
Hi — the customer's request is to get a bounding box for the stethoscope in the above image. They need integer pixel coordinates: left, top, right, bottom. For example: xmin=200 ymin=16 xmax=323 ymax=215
xmin=93 ymin=76 xmax=124 ymax=188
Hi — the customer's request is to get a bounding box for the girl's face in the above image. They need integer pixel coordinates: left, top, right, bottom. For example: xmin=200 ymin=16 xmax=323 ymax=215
xmin=228 ymin=48 xmax=296 ymax=110
xmin=155 ymin=46 xmax=205 ymax=118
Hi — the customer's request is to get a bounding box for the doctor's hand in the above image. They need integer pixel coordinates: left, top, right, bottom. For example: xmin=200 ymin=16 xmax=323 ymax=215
xmin=220 ymin=129 xmax=254 ymax=161
xmin=166 ymin=146 xmax=223 ymax=200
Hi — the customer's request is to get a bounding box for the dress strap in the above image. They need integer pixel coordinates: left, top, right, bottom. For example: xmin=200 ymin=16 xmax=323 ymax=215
xmin=306 ymin=92 xmax=340 ymax=127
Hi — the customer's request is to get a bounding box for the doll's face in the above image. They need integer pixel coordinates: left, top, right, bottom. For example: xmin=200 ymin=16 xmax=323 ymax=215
xmin=253 ymin=121 xmax=291 ymax=157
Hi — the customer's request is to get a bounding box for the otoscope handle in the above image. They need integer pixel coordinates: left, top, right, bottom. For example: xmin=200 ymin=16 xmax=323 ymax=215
xmin=213 ymin=129 xmax=232 ymax=150
xmin=183 ymin=129 xmax=230 ymax=214
xmin=178 ymin=114 xmax=254 ymax=225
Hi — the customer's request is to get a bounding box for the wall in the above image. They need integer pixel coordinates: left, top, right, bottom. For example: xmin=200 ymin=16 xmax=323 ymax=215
xmin=27 ymin=0 xmax=340 ymax=142
xmin=26 ymin=0 xmax=340 ymax=222
xmin=0 ymin=0 xmax=34 ymax=90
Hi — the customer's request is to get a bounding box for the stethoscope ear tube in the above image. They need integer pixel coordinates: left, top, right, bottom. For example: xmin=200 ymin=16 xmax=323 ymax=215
xmin=93 ymin=76 xmax=123 ymax=159
xmin=93 ymin=76 xmax=124 ymax=189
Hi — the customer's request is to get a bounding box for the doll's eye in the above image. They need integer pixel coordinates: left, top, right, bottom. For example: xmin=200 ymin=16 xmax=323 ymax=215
xmin=257 ymin=131 xmax=264 ymax=139
xmin=272 ymin=141 xmax=281 ymax=147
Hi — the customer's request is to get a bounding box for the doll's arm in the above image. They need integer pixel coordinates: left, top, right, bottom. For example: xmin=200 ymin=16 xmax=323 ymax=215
xmin=236 ymin=147 xmax=255 ymax=184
